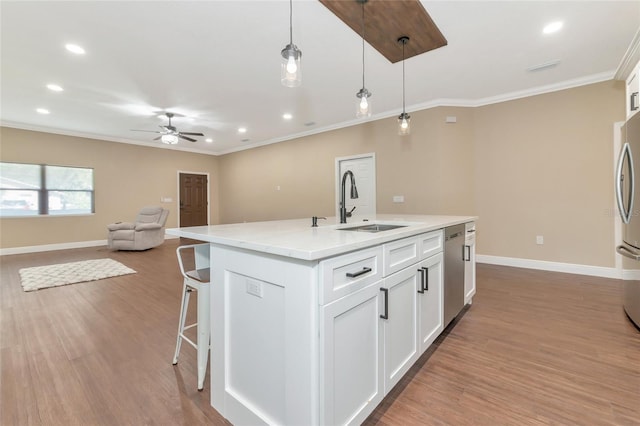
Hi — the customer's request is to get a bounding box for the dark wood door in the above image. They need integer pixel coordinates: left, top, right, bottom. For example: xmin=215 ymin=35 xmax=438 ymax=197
xmin=179 ymin=173 xmax=208 ymax=227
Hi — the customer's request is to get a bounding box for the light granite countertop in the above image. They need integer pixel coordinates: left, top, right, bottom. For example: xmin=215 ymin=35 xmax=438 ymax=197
xmin=166 ymin=214 xmax=477 ymax=261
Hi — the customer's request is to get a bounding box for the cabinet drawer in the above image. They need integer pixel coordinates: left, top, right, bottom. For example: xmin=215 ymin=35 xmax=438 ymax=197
xmin=382 ymin=236 xmax=420 ymax=277
xmin=417 ymin=230 xmax=443 ymax=260
xmin=319 ymin=246 xmax=383 ymax=305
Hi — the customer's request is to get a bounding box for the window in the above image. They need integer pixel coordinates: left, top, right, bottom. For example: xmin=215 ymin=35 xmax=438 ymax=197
xmin=0 ymin=162 xmax=94 ymax=217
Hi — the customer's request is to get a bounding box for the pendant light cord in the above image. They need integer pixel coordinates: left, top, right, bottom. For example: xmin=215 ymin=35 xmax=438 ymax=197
xmin=402 ymin=40 xmax=406 ymax=112
xmin=289 ymin=0 xmax=293 ymax=44
xmin=361 ymin=1 xmax=365 ymax=88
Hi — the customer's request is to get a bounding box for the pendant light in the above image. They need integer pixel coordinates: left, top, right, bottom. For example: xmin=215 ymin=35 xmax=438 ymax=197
xmin=355 ymin=0 xmax=371 ymax=118
xmin=397 ymin=36 xmax=411 ymax=136
xmin=281 ymin=0 xmax=302 ymax=87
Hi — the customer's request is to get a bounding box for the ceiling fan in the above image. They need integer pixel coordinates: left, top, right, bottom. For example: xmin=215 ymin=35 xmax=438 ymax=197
xmin=132 ymin=112 xmax=204 ymax=144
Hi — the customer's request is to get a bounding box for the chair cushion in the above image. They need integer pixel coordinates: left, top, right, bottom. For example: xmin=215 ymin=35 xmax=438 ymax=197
xmin=135 ymin=222 xmax=162 ymax=231
xmin=107 ymin=222 xmax=135 ymax=231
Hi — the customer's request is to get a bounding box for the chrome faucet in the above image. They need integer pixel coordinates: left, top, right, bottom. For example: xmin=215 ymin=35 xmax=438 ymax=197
xmin=340 ymin=170 xmax=359 ymax=223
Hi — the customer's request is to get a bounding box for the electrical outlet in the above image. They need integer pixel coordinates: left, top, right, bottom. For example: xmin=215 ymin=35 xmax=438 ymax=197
xmin=536 ymin=235 xmax=544 ymax=245
xmin=393 ymin=195 xmax=405 ymax=203
xmin=246 ymin=278 xmax=263 ymax=298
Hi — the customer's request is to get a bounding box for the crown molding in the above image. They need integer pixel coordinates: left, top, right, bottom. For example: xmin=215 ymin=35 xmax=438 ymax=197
xmin=615 ymin=27 xmax=640 ymax=80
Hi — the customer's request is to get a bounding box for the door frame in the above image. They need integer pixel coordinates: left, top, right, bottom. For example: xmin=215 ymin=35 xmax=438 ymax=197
xmin=177 ymin=170 xmax=210 ymax=227
xmin=335 ymin=153 xmax=377 ymax=219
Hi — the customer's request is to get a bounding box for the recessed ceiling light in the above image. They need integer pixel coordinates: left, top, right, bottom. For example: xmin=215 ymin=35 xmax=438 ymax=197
xmin=238 ymin=127 xmax=247 ymax=133
xmin=47 ymin=84 xmax=63 ymax=92
xmin=36 ymin=108 xmax=50 ymax=114
xmin=283 ymin=113 xmax=293 ymax=120
xmin=65 ymin=43 xmax=86 ymax=55
xmin=205 ymin=138 xmax=213 ymax=143
xmin=543 ymin=21 xmax=563 ymax=34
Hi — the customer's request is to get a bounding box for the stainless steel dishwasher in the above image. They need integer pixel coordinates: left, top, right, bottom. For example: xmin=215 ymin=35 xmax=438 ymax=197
xmin=444 ymin=224 xmax=465 ymax=327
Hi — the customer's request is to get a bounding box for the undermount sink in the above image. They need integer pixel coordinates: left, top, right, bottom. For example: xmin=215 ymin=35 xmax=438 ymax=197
xmin=338 ymin=223 xmax=408 ymax=233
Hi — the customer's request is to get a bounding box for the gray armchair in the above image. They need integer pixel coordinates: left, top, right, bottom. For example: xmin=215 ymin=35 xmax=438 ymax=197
xmin=107 ymin=206 xmax=170 ymax=250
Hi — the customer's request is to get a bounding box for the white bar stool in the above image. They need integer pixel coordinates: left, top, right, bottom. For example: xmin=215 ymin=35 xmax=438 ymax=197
xmin=172 ymin=243 xmax=211 ymax=391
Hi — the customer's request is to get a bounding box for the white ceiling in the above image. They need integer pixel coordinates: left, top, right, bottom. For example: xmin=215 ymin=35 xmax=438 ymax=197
xmin=1 ymin=1 xmax=639 ymax=156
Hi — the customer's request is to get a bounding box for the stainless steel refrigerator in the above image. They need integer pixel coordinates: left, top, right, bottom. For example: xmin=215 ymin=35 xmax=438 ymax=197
xmin=615 ymin=111 xmax=640 ymax=329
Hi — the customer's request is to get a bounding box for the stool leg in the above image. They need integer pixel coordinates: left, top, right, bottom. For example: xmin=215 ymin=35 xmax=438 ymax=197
xmin=172 ymin=281 xmax=191 ymax=365
xmin=196 ymin=283 xmax=211 ymax=391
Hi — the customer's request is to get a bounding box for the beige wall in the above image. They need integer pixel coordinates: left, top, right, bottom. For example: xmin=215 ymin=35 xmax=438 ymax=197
xmin=0 ymin=128 xmax=220 ymax=248
xmin=474 ymin=81 xmax=624 ymax=267
xmin=0 ymin=80 xmax=626 ymax=269
xmin=218 ymin=106 xmax=476 ymax=223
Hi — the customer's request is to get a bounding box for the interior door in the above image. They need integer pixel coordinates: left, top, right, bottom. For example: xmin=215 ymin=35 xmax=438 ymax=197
xmin=179 ymin=173 xmax=208 ymax=227
xmin=336 ymin=154 xmax=376 ymax=221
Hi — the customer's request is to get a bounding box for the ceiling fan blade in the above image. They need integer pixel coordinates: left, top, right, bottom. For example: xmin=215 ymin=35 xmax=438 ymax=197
xmin=153 ymin=136 xmax=162 ymax=141
xmin=131 ymin=129 xmax=161 ymax=133
xmin=179 ymin=135 xmax=197 ymax=142
xmin=180 ymin=132 xmax=205 ymax=136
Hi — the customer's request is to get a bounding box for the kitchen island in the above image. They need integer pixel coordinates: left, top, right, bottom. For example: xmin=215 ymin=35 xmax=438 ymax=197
xmin=166 ymin=214 xmax=476 ymax=425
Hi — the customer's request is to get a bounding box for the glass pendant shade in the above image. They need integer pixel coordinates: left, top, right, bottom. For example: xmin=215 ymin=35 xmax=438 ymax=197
xmin=397 ymin=36 xmax=410 ymax=136
xmin=356 ymin=88 xmax=372 ymax=118
xmin=398 ymin=112 xmax=411 ymax=136
xmin=281 ymin=44 xmax=302 ymax=87
xmin=355 ymin=0 xmax=372 ymax=118
xmin=161 ymin=134 xmax=179 ymax=145
xmin=281 ymin=0 xmax=301 ymax=87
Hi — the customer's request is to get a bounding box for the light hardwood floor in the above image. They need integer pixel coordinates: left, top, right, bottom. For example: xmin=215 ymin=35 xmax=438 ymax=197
xmin=1 ymin=239 xmax=638 ymax=425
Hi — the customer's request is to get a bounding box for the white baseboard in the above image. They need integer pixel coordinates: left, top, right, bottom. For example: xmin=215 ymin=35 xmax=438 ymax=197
xmin=476 ymin=254 xmax=622 ymax=279
xmin=0 ymin=239 xmax=108 ymax=256
xmin=0 ymin=234 xmax=179 ymax=256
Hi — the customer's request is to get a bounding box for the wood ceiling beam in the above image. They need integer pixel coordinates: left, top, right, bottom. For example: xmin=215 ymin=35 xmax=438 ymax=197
xmin=319 ymin=0 xmax=447 ymax=63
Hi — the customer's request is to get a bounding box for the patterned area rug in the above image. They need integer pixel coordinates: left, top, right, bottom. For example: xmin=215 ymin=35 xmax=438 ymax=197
xmin=19 ymin=258 xmax=136 ymax=292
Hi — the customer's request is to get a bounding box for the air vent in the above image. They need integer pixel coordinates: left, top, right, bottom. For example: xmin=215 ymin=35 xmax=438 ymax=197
xmin=526 ymin=60 xmax=561 ymax=72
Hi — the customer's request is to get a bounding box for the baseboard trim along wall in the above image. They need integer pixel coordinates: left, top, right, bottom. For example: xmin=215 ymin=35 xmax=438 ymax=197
xmin=0 ymin=244 xmax=629 ymax=280
xmin=477 ymin=254 xmax=622 ymax=279
xmin=0 ymin=234 xmax=179 ymax=256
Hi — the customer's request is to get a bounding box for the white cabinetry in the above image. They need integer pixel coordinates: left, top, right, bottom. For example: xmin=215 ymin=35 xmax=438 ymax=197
xmin=320 ymin=229 xmax=445 ymax=424
xmin=464 ymin=222 xmax=476 ymax=305
xmin=381 ymin=264 xmax=420 ymax=393
xmin=320 ymin=281 xmax=384 ymax=426
xmin=626 ymin=60 xmax=640 ymax=119
xmin=417 ymin=253 xmax=444 ymax=353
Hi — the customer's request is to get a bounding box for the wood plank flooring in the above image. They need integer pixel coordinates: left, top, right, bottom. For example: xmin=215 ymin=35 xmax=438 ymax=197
xmin=1 ymin=240 xmax=639 ymax=425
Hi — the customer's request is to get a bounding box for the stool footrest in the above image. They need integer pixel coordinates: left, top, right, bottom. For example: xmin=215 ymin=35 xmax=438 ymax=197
xmin=178 ymin=334 xmax=198 ymax=350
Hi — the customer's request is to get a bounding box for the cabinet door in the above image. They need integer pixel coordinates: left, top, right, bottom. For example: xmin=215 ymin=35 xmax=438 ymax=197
xmin=464 ymin=236 xmax=476 ymax=304
xmin=320 ymin=283 xmax=384 ymax=426
xmin=382 ymin=266 xmax=419 ymax=394
xmin=417 ymin=253 xmax=444 ymax=353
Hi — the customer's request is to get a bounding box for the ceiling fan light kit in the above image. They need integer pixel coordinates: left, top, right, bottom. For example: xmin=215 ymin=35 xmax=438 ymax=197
xmin=281 ymin=0 xmax=302 ymax=87
xmin=355 ymin=0 xmax=372 ymax=118
xmin=397 ymin=36 xmax=411 ymax=136
xmin=131 ymin=112 xmax=204 ymax=144
xmin=161 ymin=134 xmax=179 ymax=145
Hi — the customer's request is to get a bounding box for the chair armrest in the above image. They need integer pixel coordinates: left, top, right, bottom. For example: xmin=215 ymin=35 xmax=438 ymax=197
xmin=135 ymin=222 xmax=162 ymax=231
xmin=108 ymin=222 xmax=135 ymax=231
